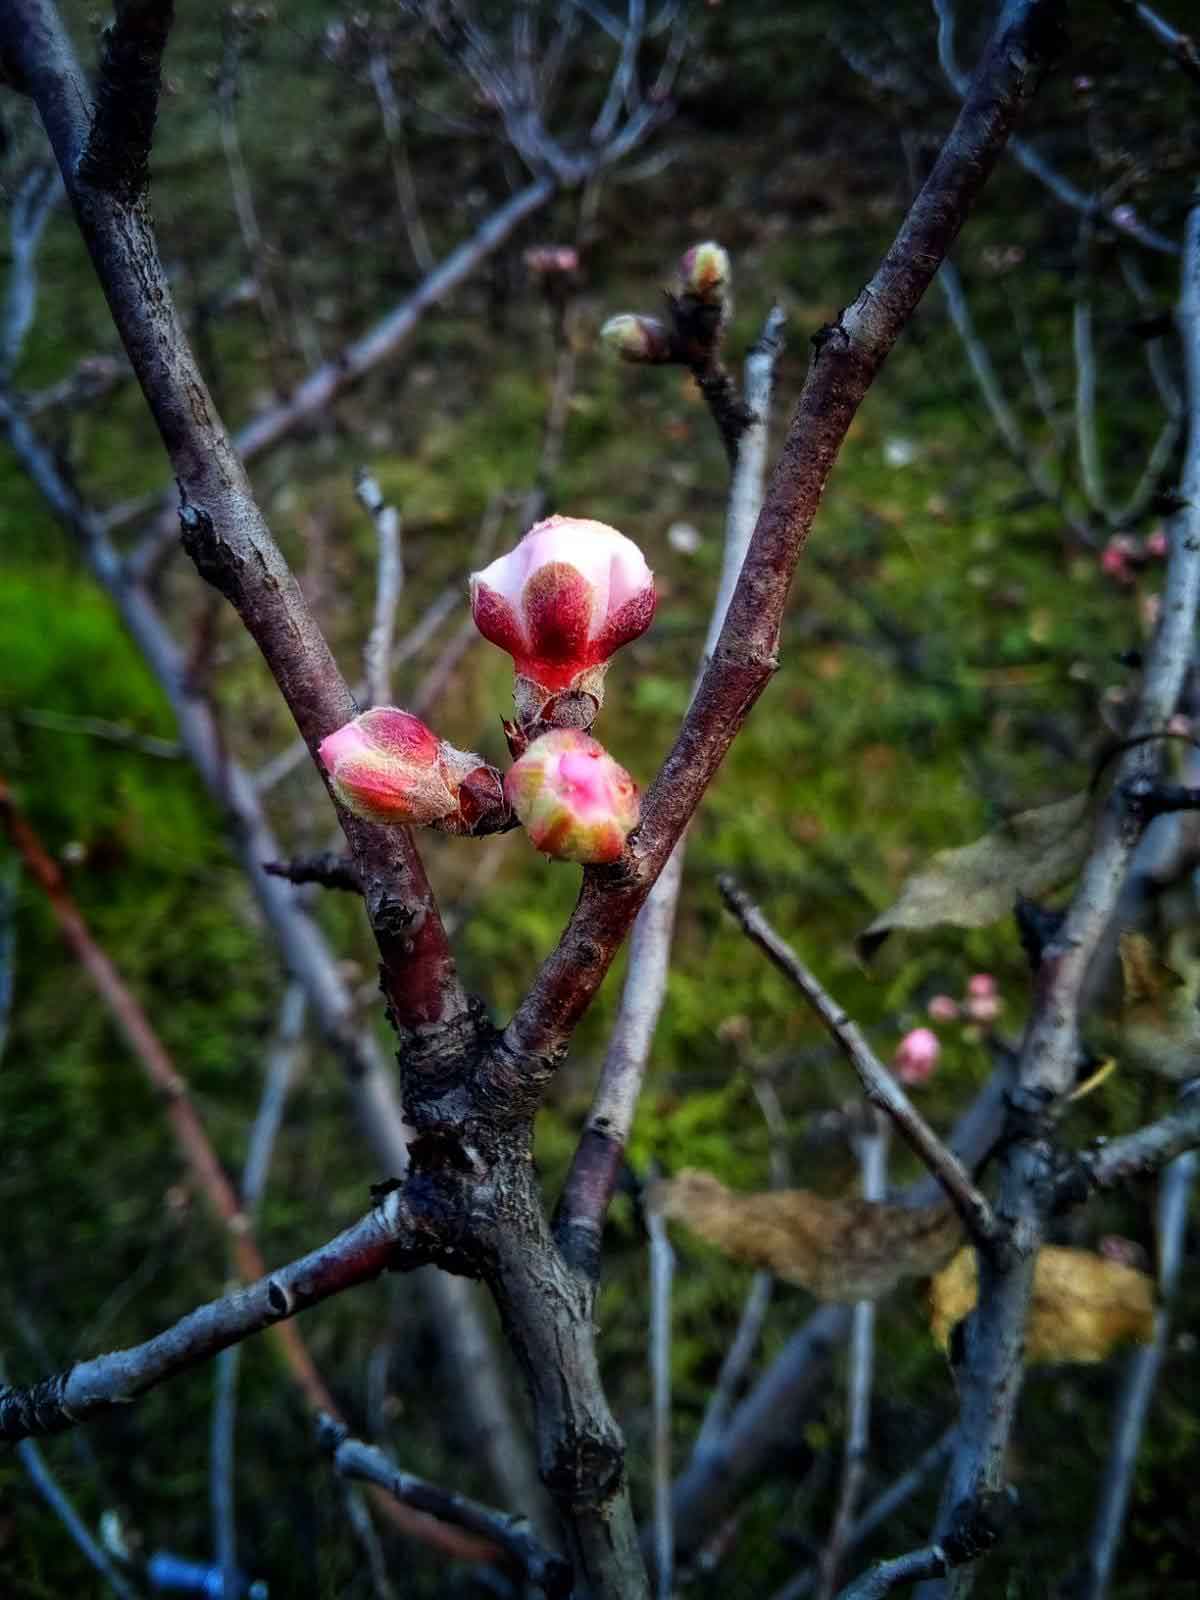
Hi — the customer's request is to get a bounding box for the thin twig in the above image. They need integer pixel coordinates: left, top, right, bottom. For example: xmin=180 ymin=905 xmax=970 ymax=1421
xmin=1056 ymin=1087 xmax=1200 ymax=1204
xmin=367 ymin=44 xmax=436 ymax=274
xmin=2 ymin=163 xmax=62 ymax=378
xmin=717 ymin=877 xmax=999 ymax=1251
xmin=1079 ymin=1138 xmax=1198 ymax=1598
xmin=15 ymin=706 xmax=182 ymax=759
xmin=771 ymin=1429 xmax=959 ymax=1600
xmin=933 ymin=0 xmax=1179 ymax=255
xmin=1112 ymin=0 xmax=1200 ymax=86
xmin=647 ymin=1196 xmax=675 ymax=1600
xmin=211 ymin=982 xmax=307 ymax=1593
xmin=0 ymin=389 xmax=545 ymax=1542
xmin=1073 ymin=286 xmax=1114 ymax=522
xmin=922 ymin=193 xmax=1200 ymax=1600
xmin=252 ymin=585 xmax=459 ymax=794
xmin=320 ymin=1421 xmax=568 ymax=1595
xmin=817 ymin=1117 xmax=886 ymax=1600
xmin=217 ymin=15 xmax=289 ymax=393
xmin=124 ymin=175 xmax=558 ymax=576
xmin=14 ymin=1429 xmax=138 ymax=1598
xmin=554 ymin=305 xmax=786 ymax=1278
xmin=498 ymin=0 xmax=1066 ymax=1078
xmin=357 ymin=468 xmax=405 ymax=708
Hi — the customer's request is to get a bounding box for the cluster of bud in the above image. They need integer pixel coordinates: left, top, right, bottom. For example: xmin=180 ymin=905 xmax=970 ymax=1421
xmin=599 ymin=239 xmax=732 ymax=367
xmin=322 ymin=243 xmax=745 ymax=865
xmin=1100 ymin=527 xmax=1169 ymax=585
xmin=322 ymin=511 xmax=655 ymax=865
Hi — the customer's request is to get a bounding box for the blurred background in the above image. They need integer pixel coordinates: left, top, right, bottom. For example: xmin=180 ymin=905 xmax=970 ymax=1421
xmin=2 ymin=1 xmax=1198 ymax=1595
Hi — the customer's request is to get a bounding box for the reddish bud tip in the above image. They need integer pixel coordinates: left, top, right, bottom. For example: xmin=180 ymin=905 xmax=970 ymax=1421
xmin=470 ymin=514 xmax=656 ymax=705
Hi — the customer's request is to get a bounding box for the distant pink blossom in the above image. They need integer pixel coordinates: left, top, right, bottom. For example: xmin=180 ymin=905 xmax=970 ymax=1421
xmin=966 ymin=974 xmax=997 ymax=999
xmin=524 ymin=245 xmax=579 ymax=277
xmin=927 ymin=994 xmax=960 ymax=1023
xmin=1146 ymin=527 xmax=1169 ymax=560
xmin=1101 ymin=536 xmax=1139 ymax=584
xmin=894 ymin=1027 xmax=941 ymax=1086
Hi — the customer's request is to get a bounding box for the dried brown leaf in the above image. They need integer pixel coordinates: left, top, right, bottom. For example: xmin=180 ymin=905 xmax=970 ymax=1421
xmin=1088 ymin=931 xmax=1200 ymax=1082
xmin=858 ymin=791 xmax=1092 ymax=960
xmin=929 ymin=1246 xmax=1156 ymax=1364
xmin=650 ymin=1169 xmax=963 ymax=1302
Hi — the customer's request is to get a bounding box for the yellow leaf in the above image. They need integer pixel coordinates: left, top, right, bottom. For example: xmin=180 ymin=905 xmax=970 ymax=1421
xmin=650 ymin=1170 xmax=962 ymax=1302
xmin=1091 ymin=931 xmax=1200 ymax=1082
xmin=929 ymin=1246 xmax=1155 ymax=1364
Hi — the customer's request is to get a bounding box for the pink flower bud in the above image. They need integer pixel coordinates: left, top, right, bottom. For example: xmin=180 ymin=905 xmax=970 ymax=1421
xmin=893 ymin=1027 xmax=940 ymax=1086
xmin=1100 ymin=536 xmax=1138 ymax=584
xmin=600 ymin=313 xmax=673 ymax=364
xmin=678 ymin=240 xmax=731 ymax=303
xmin=964 ymin=993 xmax=1000 ymax=1025
xmin=927 ymin=994 xmax=960 ymax=1023
xmin=524 ymin=244 xmax=579 ymax=277
xmin=966 ymin=974 xmax=997 ymax=999
xmin=1146 ymin=527 xmax=1169 ymax=560
xmin=471 ymin=513 xmax=656 ymax=727
xmin=504 ymin=729 xmax=639 ymax=863
xmin=318 ymin=707 xmax=506 ymax=833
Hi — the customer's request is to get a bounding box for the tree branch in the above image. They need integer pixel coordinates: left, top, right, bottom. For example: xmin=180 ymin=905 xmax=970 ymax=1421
xmin=0 ymin=389 xmax=545 ymax=1534
xmin=1112 ymin=0 xmax=1200 ymax=87
xmin=495 ymin=0 xmax=1067 ymax=1080
xmin=76 ymin=0 xmax=174 ymax=199
xmin=3 ymin=0 xmax=467 ymax=1035
xmin=932 ymin=0 xmax=1179 ymax=255
xmin=817 ymin=1118 xmax=886 ymax=1600
xmin=554 ymin=305 xmax=786 ymax=1278
xmin=320 ymin=1421 xmax=568 ymax=1594
xmin=0 ymin=1187 xmax=430 ymax=1444
xmin=1055 ymin=1086 xmax=1200 ymax=1204
xmin=919 ymin=191 xmax=1200 ymax=1600
xmin=264 ymin=851 xmax=364 ymax=894
xmin=667 ymin=1062 xmax=1012 ymax=1566
xmin=1078 ymin=1141 xmax=1197 ymax=1598
xmin=718 ymin=876 xmax=999 ymax=1250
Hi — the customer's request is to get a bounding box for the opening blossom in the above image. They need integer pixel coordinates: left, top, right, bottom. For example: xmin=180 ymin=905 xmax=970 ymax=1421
xmin=318 ymin=707 xmax=506 ymax=834
xmin=893 ymin=1026 xmax=941 ymax=1086
xmin=470 ymin=514 xmax=656 ymax=728
xmin=504 ymin=729 xmax=639 ymax=864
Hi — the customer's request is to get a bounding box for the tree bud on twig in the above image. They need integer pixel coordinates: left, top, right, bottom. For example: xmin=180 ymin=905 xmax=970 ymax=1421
xmin=471 ymin=514 xmax=656 ymax=730
xmin=318 ymin=707 xmax=507 ymax=834
xmin=505 ymin=729 xmax=639 ymax=863
xmin=599 ymin=312 xmax=673 ymax=364
xmin=678 ymin=239 xmax=731 ymax=305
